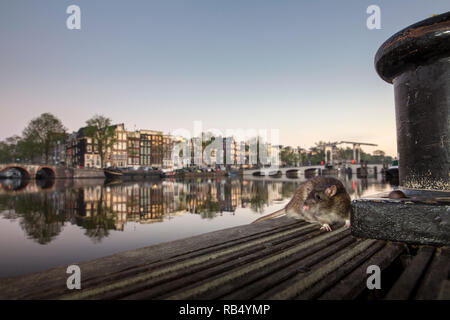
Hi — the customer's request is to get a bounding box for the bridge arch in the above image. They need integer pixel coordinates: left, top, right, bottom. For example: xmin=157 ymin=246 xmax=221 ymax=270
xmin=0 ymin=178 xmax=30 ymax=192
xmin=268 ymin=170 xmax=282 ymax=177
xmin=252 ymin=169 xmax=282 ymax=177
xmin=0 ymin=166 xmax=31 ymax=180
xmin=304 ymin=168 xmax=318 ymax=178
xmin=252 ymin=171 xmax=263 ymax=177
xmin=285 ymin=169 xmax=299 ymax=178
xmin=36 ymin=166 xmax=56 ymax=180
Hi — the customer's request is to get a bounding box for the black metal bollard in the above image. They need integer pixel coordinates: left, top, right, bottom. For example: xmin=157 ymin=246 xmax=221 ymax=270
xmin=375 ymin=12 xmax=450 ymax=190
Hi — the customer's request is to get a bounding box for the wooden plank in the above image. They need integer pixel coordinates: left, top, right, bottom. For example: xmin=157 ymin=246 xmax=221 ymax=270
xmin=162 ymin=227 xmax=351 ymax=300
xmin=92 ymin=225 xmax=325 ymax=299
xmin=385 ymin=246 xmax=435 ymax=300
xmin=414 ymin=247 xmax=450 ymax=300
xmin=318 ymin=243 xmax=406 ymax=300
xmin=58 ymin=224 xmax=321 ymax=300
xmin=437 ymin=280 xmax=450 ymax=300
xmin=220 ymin=232 xmax=355 ymax=300
xmin=257 ymin=239 xmax=378 ymax=299
xmin=295 ymin=240 xmax=386 ymax=299
xmin=59 ymin=221 xmax=315 ymax=298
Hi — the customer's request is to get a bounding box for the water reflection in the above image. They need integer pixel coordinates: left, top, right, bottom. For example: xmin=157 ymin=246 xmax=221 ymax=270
xmin=0 ymin=178 xmax=30 ymax=192
xmin=0 ymin=174 xmax=393 ymax=246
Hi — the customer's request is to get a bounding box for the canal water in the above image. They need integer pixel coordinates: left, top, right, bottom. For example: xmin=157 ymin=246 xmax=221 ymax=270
xmin=0 ymin=174 xmax=393 ymax=278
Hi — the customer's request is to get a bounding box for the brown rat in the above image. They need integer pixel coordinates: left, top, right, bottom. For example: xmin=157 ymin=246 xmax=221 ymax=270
xmin=388 ymin=190 xmax=407 ymax=199
xmin=252 ymin=176 xmax=351 ymax=231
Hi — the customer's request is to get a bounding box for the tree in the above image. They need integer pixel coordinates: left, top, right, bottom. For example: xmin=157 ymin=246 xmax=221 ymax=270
xmin=0 ymin=142 xmax=13 ymax=163
xmin=335 ymin=147 xmax=352 ymax=162
xmin=0 ymin=135 xmax=42 ymax=164
xmin=0 ymin=136 xmax=21 ymax=163
xmin=17 ymin=137 xmax=40 ymax=163
xmin=280 ymin=148 xmax=299 ymax=166
xmin=84 ymin=115 xmax=116 ymax=168
xmin=307 ymin=144 xmax=325 ymax=165
xmin=22 ymin=113 xmax=67 ymax=163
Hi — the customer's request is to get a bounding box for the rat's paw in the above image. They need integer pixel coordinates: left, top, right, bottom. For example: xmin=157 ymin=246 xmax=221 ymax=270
xmin=320 ymin=224 xmax=332 ymax=232
xmin=345 ymin=219 xmax=351 ymax=228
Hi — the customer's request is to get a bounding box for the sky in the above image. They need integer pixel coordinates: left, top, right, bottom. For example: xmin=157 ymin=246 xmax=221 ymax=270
xmin=1 ymin=1 xmax=449 ymax=156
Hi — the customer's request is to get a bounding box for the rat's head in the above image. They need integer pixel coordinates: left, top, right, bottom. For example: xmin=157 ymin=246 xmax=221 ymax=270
xmin=302 ymin=184 xmax=338 ymax=215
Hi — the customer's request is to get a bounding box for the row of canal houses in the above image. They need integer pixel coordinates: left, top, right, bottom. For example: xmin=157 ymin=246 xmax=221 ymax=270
xmin=65 ymin=124 xmax=271 ymax=169
xmin=65 ymin=124 xmax=176 ymax=169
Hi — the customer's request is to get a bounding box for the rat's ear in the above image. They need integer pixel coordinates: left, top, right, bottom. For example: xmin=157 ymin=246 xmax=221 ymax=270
xmin=325 ymin=185 xmax=337 ymax=197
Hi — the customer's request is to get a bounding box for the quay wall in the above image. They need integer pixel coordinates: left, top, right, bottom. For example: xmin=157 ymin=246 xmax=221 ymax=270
xmin=72 ymin=168 xmax=105 ymax=179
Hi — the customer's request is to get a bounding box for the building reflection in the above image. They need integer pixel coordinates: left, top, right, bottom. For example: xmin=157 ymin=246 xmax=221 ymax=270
xmin=0 ymin=175 xmax=390 ymax=244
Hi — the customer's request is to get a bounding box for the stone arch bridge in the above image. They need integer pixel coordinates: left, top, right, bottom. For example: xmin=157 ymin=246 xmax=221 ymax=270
xmin=244 ymin=164 xmax=385 ymax=177
xmin=244 ymin=165 xmax=324 ymax=177
xmin=0 ymin=164 xmax=72 ymax=180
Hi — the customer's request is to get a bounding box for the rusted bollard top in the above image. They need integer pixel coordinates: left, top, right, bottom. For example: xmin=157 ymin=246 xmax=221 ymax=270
xmin=375 ymin=12 xmax=449 ymax=191
xmin=375 ymin=11 xmax=450 ymax=83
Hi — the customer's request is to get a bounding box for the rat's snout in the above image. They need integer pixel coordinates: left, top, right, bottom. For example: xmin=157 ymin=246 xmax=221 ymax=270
xmin=303 ymin=198 xmax=315 ymax=212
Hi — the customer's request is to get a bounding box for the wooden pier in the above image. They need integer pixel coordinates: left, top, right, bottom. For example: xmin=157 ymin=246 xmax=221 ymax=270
xmin=0 ymin=217 xmax=448 ymax=300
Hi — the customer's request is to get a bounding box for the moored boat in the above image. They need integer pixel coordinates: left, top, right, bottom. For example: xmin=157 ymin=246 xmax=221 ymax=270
xmin=104 ymin=167 xmax=123 ymax=179
xmin=385 ymin=160 xmax=399 ymax=179
xmin=161 ymin=169 xmax=176 ymax=178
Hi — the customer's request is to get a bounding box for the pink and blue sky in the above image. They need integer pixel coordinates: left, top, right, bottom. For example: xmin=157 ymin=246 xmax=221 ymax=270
xmin=1 ymin=0 xmax=449 ymax=156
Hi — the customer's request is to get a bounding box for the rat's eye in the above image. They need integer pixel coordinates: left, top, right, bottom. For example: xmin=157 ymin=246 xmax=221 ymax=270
xmin=315 ymin=194 xmax=321 ymax=201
